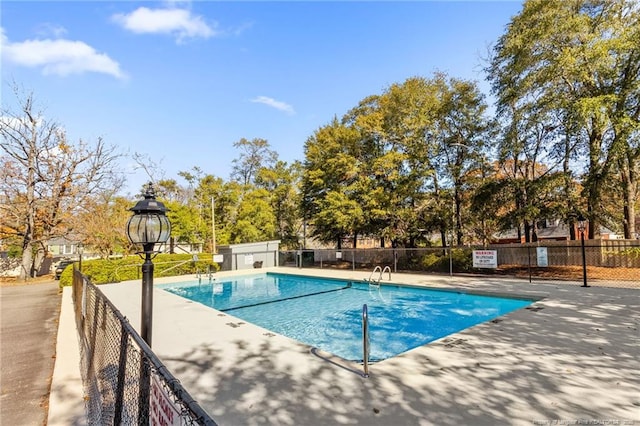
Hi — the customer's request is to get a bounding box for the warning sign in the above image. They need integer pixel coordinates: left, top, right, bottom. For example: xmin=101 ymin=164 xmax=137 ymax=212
xmin=536 ymin=247 xmax=548 ymax=267
xmin=150 ymin=375 xmax=181 ymax=426
xmin=472 ymin=250 xmax=498 ymax=268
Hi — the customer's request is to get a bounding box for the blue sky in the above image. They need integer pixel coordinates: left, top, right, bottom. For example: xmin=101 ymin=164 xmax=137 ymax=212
xmin=1 ymin=1 xmax=523 ymax=195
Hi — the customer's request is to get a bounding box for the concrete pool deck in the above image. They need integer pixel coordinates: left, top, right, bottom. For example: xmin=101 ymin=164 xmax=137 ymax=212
xmin=51 ymin=268 xmax=639 ymax=425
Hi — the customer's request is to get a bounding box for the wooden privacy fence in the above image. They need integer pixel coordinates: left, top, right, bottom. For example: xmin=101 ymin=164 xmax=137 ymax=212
xmin=494 ymin=240 xmax=640 ymax=268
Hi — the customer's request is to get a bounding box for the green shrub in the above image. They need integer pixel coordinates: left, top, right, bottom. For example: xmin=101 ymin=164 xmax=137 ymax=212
xmin=451 ymin=248 xmax=474 ymax=272
xmin=396 ymin=248 xmax=474 ymax=273
xmin=59 ymin=253 xmax=219 ymax=288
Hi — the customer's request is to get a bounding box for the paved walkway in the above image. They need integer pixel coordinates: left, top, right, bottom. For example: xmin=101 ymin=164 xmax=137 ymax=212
xmin=0 ymin=281 xmax=61 ymax=426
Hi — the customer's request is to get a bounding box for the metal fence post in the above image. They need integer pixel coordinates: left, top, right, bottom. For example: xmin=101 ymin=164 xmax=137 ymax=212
xmin=113 ymin=326 xmax=129 ymax=424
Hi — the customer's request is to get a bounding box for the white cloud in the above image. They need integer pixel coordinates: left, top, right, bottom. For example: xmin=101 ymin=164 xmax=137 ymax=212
xmin=1 ymin=28 xmax=126 ymax=79
xmin=35 ymin=23 xmax=68 ymax=38
xmin=251 ymin=96 xmax=295 ymax=115
xmin=0 ymin=115 xmax=38 ymax=129
xmin=112 ymin=7 xmax=216 ymax=43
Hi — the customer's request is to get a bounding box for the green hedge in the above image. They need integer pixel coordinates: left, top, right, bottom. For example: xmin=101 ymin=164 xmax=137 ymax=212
xmin=59 ymin=253 xmax=219 ymax=287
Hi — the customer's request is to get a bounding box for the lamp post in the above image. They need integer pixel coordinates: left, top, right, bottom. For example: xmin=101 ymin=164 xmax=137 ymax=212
xmin=126 ymin=182 xmax=171 ymax=346
xmin=577 ymin=214 xmax=589 ymax=288
xmin=77 ymin=243 xmax=83 ymax=273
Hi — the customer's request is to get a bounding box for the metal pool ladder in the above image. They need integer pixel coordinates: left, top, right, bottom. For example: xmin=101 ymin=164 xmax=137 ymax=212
xmin=362 ymin=304 xmax=370 ymax=378
xmin=366 ymin=265 xmax=392 ymax=287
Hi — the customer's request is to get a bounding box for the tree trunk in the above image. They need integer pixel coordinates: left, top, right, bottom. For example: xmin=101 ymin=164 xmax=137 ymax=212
xmin=523 ymin=221 xmax=531 ymax=243
xmin=20 ymin=241 xmax=33 ymax=280
xmin=585 ymin=123 xmax=606 ymax=239
xmin=33 ymin=244 xmax=46 ymax=277
xmin=454 ymin=189 xmax=463 ymax=246
xmin=620 ymin=159 xmax=638 ymax=239
xmin=563 ymin=123 xmax=577 ymax=241
xmin=19 ymin=128 xmax=38 ymax=281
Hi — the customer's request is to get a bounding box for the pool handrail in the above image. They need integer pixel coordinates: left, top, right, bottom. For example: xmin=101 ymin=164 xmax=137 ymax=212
xmin=367 ymin=265 xmax=391 ymax=287
xmin=362 ymin=303 xmax=370 ymax=378
xmin=367 ymin=266 xmax=382 ymax=284
xmin=382 ymin=266 xmax=391 ymax=281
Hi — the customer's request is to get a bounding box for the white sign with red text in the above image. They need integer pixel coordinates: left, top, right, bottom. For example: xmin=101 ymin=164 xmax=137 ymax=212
xmin=150 ymin=375 xmax=181 ymax=426
xmin=472 ymin=250 xmax=498 ymax=268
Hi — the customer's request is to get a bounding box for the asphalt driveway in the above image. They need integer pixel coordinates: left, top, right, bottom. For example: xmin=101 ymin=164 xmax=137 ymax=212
xmin=1 ymin=281 xmax=61 ymax=425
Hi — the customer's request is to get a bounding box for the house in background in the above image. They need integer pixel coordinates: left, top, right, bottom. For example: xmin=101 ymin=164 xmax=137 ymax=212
xmin=493 ymin=218 xmax=621 ymax=244
xmin=47 ymin=237 xmax=82 ymax=260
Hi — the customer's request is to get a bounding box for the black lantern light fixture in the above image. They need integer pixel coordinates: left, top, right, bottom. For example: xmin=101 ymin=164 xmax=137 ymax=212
xmin=577 ymin=213 xmax=589 ymax=288
xmin=126 ymin=182 xmax=171 ymax=346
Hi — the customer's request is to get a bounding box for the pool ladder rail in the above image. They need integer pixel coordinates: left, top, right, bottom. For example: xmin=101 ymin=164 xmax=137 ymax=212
xmin=362 ymin=303 xmax=370 ymax=378
xmin=366 ymin=265 xmax=391 ymax=287
xmin=196 ymin=269 xmax=216 ymax=284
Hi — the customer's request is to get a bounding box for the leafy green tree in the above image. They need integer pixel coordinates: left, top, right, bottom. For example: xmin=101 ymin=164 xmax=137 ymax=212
xmin=345 ymin=78 xmax=440 ymax=247
xmin=429 ymin=76 xmax=492 ymax=246
xmin=192 ymin=174 xmax=241 ymax=250
xmin=488 ymin=0 xmax=640 ymax=238
xmin=256 ymin=160 xmax=302 ymax=248
xmin=229 ymin=188 xmax=277 ymax=243
xmin=163 ymin=200 xmax=201 ymax=252
xmin=339 ymin=75 xmax=491 ymax=247
xmin=302 ymin=118 xmax=364 ymax=248
xmin=151 ymin=178 xmax=201 ymax=253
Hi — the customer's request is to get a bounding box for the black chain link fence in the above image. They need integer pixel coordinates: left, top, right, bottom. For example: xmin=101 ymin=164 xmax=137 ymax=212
xmin=280 ymin=240 xmax=639 ymax=288
xmin=72 ymin=269 xmax=217 ymax=425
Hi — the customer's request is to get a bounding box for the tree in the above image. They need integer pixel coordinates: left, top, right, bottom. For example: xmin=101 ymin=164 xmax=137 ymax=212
xmin=0 ymin=86 xmax=121 ymax=280
xmin=74 ymin=192 xmax=132 ymax=258
xmin=302 ymin=118 xmax=364 ymax=248
xmin=231 ymin=138 xmax=278 ymax=186
xmin=488 ymin=0 xmax=640 ymax=238
xmin=256 ymin=160 xmax=303 ymax=248
xmin=229 ymin=188 xmax=277 ymax=243
xmin=338 ymin=75 xmax=492 ymax=247
xmin=430 ymin=76 xmax=492 ymax=246
xmin=344 ymin=78 xmax=440 ymax=248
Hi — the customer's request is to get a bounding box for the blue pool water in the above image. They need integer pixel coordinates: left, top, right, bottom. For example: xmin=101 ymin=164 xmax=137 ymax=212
xmin=160 ymin=273 xmax=533 ymax=362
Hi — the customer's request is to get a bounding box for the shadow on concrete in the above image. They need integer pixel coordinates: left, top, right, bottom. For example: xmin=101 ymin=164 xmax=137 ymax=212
xmin=159 ymin=283 xmax=639 ymax=425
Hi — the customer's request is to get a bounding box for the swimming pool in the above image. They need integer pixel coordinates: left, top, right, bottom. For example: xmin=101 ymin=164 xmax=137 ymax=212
xmin=160 ymin=273 xmax=533 ymax=362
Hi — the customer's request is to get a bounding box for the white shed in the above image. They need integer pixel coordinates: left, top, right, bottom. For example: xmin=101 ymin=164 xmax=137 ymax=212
xmin=216 ymin=240 xmax=281 ymax=271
